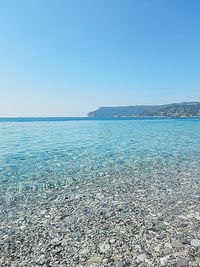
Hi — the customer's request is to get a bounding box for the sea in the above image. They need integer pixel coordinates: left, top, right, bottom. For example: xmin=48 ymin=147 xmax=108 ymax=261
xmin=1 ymin=117 xmax=200 ymax=265
xmin=0 ymin=117 xmax=200 ymax=205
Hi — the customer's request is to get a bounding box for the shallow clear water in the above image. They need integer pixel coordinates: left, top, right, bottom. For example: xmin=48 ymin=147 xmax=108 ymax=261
xmin=0 ymin=118 xmax=200 ymax=205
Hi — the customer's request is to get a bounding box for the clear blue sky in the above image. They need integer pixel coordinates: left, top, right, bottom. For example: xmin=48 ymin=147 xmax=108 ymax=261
xmin=0 ymin=0 xmax=199 ymax=117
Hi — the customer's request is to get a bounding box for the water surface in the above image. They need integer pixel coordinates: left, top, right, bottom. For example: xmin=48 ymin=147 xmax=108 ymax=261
xmin=0 ymin=118 xmax=199 ymax=205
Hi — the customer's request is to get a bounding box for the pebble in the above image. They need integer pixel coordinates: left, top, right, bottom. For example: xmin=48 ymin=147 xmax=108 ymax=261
xmin=154 ymin=244 xmax=161 ymax=252
xmin=36 ymin=255 xmax=46 ymax=265
xmin=80 ymin=248 xmax=90 ymax=255
xmin=171 ymin=239 xmax=183 ymax=249
xmin=61 ymin=239 xmax=68 ymax=247
xmin=102 ymin=258 xmax=108 ymax=264
xmin=87 ymin=256 xmax=102 ymax=264
xmin=99 ymin=242 xmax=110 ymax=253
xmin=177 ymin=258 xmax=189 ymax=267
xmin=136 ymin=253 xmax=147 ymax=262
xmin=1 ymin=159 xmax=200 ymax=266
xmin=165 ymin=242 xmax=172 ymax=249
xmin=190 ymin=239 xmax=200 ymax=247
xmin=182 ymin=239 xmax=190 ymax=245
xmin=155 ymin=222 xmax=167 ymax=231
xmin=116 ymin=262 xmax=126 ymax=267
xmin=160 ymin=256 xmax=169 ymax=266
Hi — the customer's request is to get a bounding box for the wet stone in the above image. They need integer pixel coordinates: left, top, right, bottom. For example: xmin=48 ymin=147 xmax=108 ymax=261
xmin=182 ymin=239 xmax=190 ymax=245
xmin=1 ymin=142 xmax=200 ymax=267
xmin=74 ymin=231 xmax=82 ymax=240
xmin=61 ymin=239 xmax=68 ymax=247
xmin=155 ymin=222 xmax=167 ymax=231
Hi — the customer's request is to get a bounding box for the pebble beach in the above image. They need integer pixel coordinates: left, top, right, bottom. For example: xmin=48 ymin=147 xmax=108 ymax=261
xmin=0 ymin=119 xmax=200 ymax=266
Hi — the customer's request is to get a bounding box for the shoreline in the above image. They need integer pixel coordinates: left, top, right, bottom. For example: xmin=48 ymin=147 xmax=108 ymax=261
xmin=1 ymin=168 xmax=200 ymax=266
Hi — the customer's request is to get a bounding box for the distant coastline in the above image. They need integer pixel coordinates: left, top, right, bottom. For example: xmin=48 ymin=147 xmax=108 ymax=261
xmin=88 ymin=102 xmax=200 ymax=118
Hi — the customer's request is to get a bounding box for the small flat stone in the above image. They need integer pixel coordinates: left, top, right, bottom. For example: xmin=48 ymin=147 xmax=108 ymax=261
xmin=113 ymin=255 xmax=123 ymax=262
xmin=160 ymin=256 xmax=169 ymax=266
xmin=181 ymin=239 xmax=190 ymax=245
xmin=80 ymin=248 xmax=90 ymax=255
xmin=171 ymin=240 xmax=183 ymax=249
xmin=102 ymin=258 xmax=108 ymax=264
xmin=87 ymin=256 xmax=102 ymax=264
xmin=96 ymin=193 xmax=104 ymax=200
xmin=165 ymin=242 xmax=172 ymax=249
xmin=178 ymin=215 xmax=188 ymax=220
xmin=155 ymin=223 xmax=167 ymax=231
xmin=110 ymin=238 xmax=116 ymax=244
xmin=177 ymin=258 xmax=189 ymax=267
xmin=154 ymin=245 xmax=161 ymax=252
xmin=99 ymin=242 xmax=110 ymax=253
xmin=51 ymin=237 xmax=61 ymax=245
xmin=36 ymin=255 xmax=46 ymax=265
xmin=74 ymin=231 xmax=82 ymax=240
xmin=136 ymin=254 xmax=147 ymax=262
xmin=179 ymin=223 xmax=188 ymax=228
xmin=116 ymin=263 xmax=124 ymax=267
xmin=61 ymin=239 xmax=68 ymax=247
xmin=40 ymin=210 xmax=46 ymax=215
xmin=190 ymin=239 xmax=200 ymax=247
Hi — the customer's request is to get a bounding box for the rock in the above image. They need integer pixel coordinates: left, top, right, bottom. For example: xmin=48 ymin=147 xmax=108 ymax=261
xmin=83 ymin=207 xmax=93 ymax=214
xmin=40 ymin=210 xmax=46 ymax=215
xmin=79 ymin=256 xmax=87 ymax=263
xmin=136 ymin=254 xmax=147 ymax=262
xmin=116 ymin=263 xmax=123 ymax=267
xmin=118 ymin=205 xmax=129 ymax=212
xmin=190 ymin=239 xmax=200 ymax=247
xmin=165 ymin=242 xmax=172 ymax=249
xmin=87 ymin=256 xmax=102 ymax=264
xmin=36 ymin=255 xmax=46 ymax=265
xmin=80 ymin=248 xmax=90 ymax=255
xmin=99 ymin=242 xmax=110 ymax=253
xmin=181 ymin=239 xmax=190 ymax=245
xmin=113 ymin=255 xmax=123 ymax=262
xmin=155 ymin=223 xmax=167 ymax=231
xmin=163 ymin=248 xmax=172 ymax=255
xmin=51 ymin=237 xmax=61 ymax=245
xmin=96 ymin=193 xmax=104 ymax=200
xmin=178 ymin=215 xmax=188 ymax=220
xmin=177 ymin=258 xmax=189 ymax=267
xmin=157 ymin=212 xmax=164 ymax=219
xmin=74 ymin=231 xmax=82 ymax=240
xmin=154 ymin=244 xmax=161 ymax=252
xmin=160 ymin=256 xmax=169 ymax=266
xmin=179 ymin=223 xmax=188 ymax=228
xmin=102 ymin=258 xmax=108 ymax=264
xmin=171 ymin=240 xmax=183 ymax=249
xmin=61 ymin=239 xmax=68 ymax=247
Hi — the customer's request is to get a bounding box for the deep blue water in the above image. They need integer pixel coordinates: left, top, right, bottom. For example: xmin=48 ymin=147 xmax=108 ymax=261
xmin=0 ymin=118 xmax=200 ymax=205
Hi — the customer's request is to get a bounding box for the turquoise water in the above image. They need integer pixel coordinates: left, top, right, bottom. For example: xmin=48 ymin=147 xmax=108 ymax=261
xmin=0 ymin=118 xmax=200 ymax=206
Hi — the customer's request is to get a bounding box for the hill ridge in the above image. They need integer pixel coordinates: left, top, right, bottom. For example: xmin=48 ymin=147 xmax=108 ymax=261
xmin=88 ymin=102 xmax=200 ymax=118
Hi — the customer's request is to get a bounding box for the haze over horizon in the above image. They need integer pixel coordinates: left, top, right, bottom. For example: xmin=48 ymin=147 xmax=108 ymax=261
xmin=0 ymin=0 xmax=200 ymax=117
